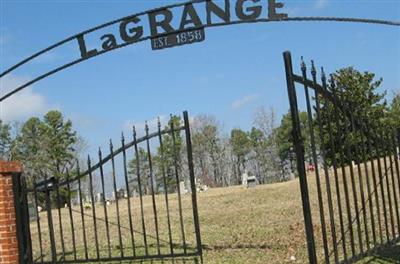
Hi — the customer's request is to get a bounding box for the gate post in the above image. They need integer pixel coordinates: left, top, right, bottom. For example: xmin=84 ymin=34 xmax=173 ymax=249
xmin=283 ymin=51 xmax=318 ymax=264
xmin=183 ymin=111 xmax=203 ymax=262
xmin=0 ymin=161 xmax=22 ymax=264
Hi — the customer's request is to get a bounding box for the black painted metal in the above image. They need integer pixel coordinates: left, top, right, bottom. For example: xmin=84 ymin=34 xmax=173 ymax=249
xmin=284 ymin=51 xmax=400 ymax=263
xmin=17 ymin=112 xmax=202 ymax=263
xmin=283 ymin=51 xmax=317 ymax=264
xmin=1 ymin=0 xmax=399 ymax=102
xmin=13 ymin=173 xmax=33 ymax=264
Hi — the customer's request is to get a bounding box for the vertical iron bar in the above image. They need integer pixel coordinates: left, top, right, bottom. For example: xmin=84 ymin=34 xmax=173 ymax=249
xmin=22 ymin=177 xmax=33 ymax=264
xmin=184 ymin=111 xmax=203 ymax=258
xmin=397 ymin=129 xmax=400 ymax=160
xmin=110 ymin=141 xmax=124 ymax=257
xmin=387 ymin=131 xmax=400 ymax=236
xmin=45 ymin=183 xmax=57 ymax=263
xmin=330 ymin=76 xmax=356 ymax=256
xmin=33 ymin=181 xmax=44 ymax=264
xmin=338 ymin=86 xmax=364 ymax=254
xmin=13 ymin=174 xmax=33 ymax=264
xmin=170 ymin=116 xmax=188 ymax=254
xmin=380 ymin=132 xmax=396 ymax=238
xmin=55 ymin=182 xmax=66 ymax=260
xmin=320 ymin=68 xmax=347 ymax=261
xmin=77 ymin=162 xmax=88 ymax=260
xmin=122 ymin=133 xmax=136 ymax=257
xmin=364 ymin=121 xmax=383 ymax=244
xmin=66 ymin=170 xmax=77 ymax=260
xmin=349 ymin=112 xmax=370 ymax=251
xmin=358 ymin=126 xmax=377 ymax=246
xmin=397 ymin=129 xmax=400 ymax=194
xmin=283 ymin=51 xmax=317 ymax=264
xmin=87 ymin=156 xmax=100 ymax=259
xmin=392 ymin=130 xmax=400 ymax=236
xmin=158 ymin=118 xmax=174 ymax=255
xmin=98 ymin=148 xmax=112 ymax=257
xmin=374 ymin=129 xmax=390 ymax=242
xmin=145 ymin=124 xmax=161 ymax=255
xmin=133 ymin=126 xmax=148 ymax=255
xmin=309 ymin=61 xmax=338 ymax=263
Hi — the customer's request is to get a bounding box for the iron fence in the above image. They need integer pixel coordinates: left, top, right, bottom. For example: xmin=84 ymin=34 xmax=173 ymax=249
xmin=14 ymin=111 xmax=202 ymax=263
xmin=284 ymin=51 xmax=400 ymax=263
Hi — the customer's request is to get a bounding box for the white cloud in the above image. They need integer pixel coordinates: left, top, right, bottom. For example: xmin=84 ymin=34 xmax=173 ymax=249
xmin=231 ymin=94 xmax=259 ymax=110
xmin=0 ymin=74 xmax=53 ymax=122
xmin=314 ymin=0 xmax=328 ymax=10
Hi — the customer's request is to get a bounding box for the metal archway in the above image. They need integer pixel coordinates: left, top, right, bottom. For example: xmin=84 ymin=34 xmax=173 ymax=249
xmin=0 ymin=0 xmax=399 ymax=102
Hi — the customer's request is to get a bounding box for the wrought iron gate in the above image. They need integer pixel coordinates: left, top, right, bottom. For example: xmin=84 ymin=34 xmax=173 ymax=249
xmin=14 ymin=111 xmax=202 ymax=263
xmin=284 ymin=51 xmax=400 ymax=263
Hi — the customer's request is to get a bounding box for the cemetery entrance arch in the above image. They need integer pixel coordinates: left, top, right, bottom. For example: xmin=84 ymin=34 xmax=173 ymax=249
xmin=1 ymin=1 xmax=399 ymax=263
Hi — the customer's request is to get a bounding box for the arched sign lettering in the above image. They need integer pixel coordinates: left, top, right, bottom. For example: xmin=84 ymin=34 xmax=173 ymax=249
xmin=1 ymin=0 xmax=399 ymax=102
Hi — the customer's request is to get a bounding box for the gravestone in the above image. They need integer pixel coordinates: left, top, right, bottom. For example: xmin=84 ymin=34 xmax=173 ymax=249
xmin=242 ymin=172 xmax=258 ymax=188
xmin=179 ymin=181 xmax=188 ymax=195
xmin=28 ymin=202 xmax=37 ymax=222
xmin=246 ymin=176 xmax=257 ymax=188
xmin=96 ymin=193 xmax=104 ymax=203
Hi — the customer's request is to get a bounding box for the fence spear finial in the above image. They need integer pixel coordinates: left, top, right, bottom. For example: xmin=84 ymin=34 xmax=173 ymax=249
xmin=320 ymin=67 xmax=327 ymax=86
xmin=132 ymin=125 xmax=137 ymax=140
xmin=169 ymin=114 xmax=175 ymax=129
xmin=109 ymin=139 xmax=114 ymax=152
xmin=145 ymin=121 xmax=149 ymax=135
xmin=75 ymin=158 xmax=80 ymax=172
xmin=157 ymin=116 xmax=161 ymax=130
xmin=301 ymin=56 xmax=306 ymax=71
xmin=311 ymin=60 xmax=316 ymax=76
xmin=98 ymin=147 xmax=102 ymax=160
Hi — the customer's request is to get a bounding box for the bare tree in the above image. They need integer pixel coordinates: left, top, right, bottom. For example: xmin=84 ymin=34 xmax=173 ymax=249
xmin=251 ymin=107 xmax=283 ymax=183
xmin=192 ymin=114 xmax=224 ymax=186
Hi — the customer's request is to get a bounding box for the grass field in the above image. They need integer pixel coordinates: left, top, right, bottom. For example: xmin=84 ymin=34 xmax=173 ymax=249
xmin=30 ymin=159 xmax=400 ymax=263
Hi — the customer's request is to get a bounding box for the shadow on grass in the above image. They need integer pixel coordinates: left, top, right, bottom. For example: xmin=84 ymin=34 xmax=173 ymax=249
xmin=202 ymin=243 xmax=273 ymax=251
xmin=121 ymin=257 xmax=202 ymax=263
xmin=361 ymin=242 xmax=400 ymax=264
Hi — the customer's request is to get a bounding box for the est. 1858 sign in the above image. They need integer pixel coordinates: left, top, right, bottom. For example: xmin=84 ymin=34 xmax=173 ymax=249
xmin=77 ymin=0 xmax=287 ymax=54
xmin=3 ymin=0 xmax=398 ymax=102
xmin=151 ymin=28 xmax=206 ymax=50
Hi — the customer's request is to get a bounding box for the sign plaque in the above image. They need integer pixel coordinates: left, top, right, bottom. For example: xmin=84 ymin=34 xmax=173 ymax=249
xmin=151 ymin=28 xmax=206 ymax=50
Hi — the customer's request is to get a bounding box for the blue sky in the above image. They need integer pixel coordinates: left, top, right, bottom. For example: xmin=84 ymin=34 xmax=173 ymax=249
xmin=0 ymin=0 xmax=399 ymax=156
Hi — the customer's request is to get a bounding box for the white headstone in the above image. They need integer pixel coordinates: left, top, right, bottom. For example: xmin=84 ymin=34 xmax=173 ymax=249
xmin=179 ymin=181 xmax=186 ymax=195
xmin=96 ymin=193 xmax=103 ymax=203
xmin=246 ymin=176 xmax=257 ymax=188
xmin=242 ymin=172 xmax=248 ymax=187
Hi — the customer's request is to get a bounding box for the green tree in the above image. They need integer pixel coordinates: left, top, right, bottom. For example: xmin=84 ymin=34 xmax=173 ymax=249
xmin=230 ymin=128 xmax=251 ymax=184
xmin=248 ymin=127 xmax=266 ymax=181
xmin=275 ymin=111 xmax=310 ymax=173
xmin=0 ymin=120 xmax=11 ymax=160
xmin=388 ymin=93 xmax=400 ymax=128
xmin=12 ymin=111 xmax=78 ymax=205
xmin=12 ymin=117 xmax=47 ymax=181
xmin=42 ymin=111 xmax=78 ymax=178
xmin=318 ymin=67 xmax=388 ymax=165
xmin=128 ymin=147 xmax=150 ymax=195
xmin=157 ymin=116 xmax=183 ymax=192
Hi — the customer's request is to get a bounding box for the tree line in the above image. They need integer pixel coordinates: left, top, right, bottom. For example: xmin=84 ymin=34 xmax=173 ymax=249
xmin=0 ymin=67 xmax=399 ymax=199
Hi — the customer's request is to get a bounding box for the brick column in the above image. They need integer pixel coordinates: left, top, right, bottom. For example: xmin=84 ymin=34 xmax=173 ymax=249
xmin=0 ymin=161 xmax=22 ymax=264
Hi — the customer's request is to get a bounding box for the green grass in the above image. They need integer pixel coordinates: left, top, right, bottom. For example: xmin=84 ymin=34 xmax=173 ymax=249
xmin=30 ymin=157 xmax=400 ymax=263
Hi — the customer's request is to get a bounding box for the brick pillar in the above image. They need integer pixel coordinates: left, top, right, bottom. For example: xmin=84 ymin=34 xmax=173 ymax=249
xmin=0 ymin=161 xmax=22 ymax=264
